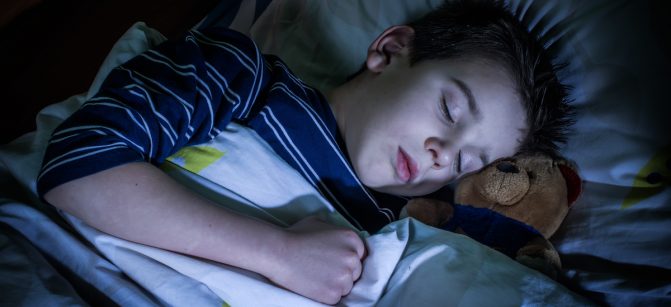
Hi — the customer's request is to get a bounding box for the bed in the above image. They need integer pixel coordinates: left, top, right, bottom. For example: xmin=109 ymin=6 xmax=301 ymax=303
xmin=1 ymin=0 xmax=669 ymax=306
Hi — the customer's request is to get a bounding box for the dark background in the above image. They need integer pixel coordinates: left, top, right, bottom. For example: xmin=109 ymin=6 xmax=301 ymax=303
xmin=0 ymin=0 xmax=220 ymax=144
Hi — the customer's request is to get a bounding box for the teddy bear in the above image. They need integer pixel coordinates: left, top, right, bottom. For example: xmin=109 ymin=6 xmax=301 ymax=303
xmin=402 ymin=153 xmax=582 ymax=278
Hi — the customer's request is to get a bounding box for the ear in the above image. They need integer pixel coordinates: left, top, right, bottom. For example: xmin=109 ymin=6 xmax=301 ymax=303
xmin=366 ymin=25 xmax=415 ymax=73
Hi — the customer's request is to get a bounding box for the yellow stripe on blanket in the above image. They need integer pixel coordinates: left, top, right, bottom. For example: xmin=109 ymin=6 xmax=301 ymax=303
xmin=167 ymin=145 xmax=226 ymax=173
xmin=621 ymin=145 xmax=670 ymax=209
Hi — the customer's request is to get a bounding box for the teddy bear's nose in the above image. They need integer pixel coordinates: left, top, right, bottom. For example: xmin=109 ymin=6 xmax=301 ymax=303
xmin=496 ymin=162 xmax=519 ymax=173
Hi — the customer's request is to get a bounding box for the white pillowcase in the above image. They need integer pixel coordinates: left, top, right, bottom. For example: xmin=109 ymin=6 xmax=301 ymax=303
xmin=250 ymin=0 xmax=444 ymax=93
xmin=248 ymin=0 xmax=670 ymax=185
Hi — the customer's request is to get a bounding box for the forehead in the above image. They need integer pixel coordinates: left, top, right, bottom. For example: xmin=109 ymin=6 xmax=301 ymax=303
xmin=423 ymin=57 xmax=516 ymax=89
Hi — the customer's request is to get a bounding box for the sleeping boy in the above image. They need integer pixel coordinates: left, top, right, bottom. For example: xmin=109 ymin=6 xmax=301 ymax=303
xmin=37 ymin=0 xmax=573 ymax=304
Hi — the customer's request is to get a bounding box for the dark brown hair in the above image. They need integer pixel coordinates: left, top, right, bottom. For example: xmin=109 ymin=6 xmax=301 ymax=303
xmin=409 ymin=0 xmax=575 ymax=157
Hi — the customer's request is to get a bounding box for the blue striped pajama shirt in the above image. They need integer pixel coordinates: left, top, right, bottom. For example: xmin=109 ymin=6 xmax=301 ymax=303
xmin=37 ymin=27 xmax=406 ymax=232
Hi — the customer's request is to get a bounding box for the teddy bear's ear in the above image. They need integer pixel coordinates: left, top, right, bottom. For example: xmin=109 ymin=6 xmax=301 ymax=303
xmin=558 ymin=164 xmax=582 ymax=206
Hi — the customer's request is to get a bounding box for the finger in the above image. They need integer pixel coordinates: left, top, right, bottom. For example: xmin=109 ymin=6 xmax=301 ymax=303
xmin=333 ymin=229 xmax=364 ymax=256
xmin=341 ymin=276 xmax=354 ymax=296
xmin=351 ymin=257 xmax=363 ymax=282
xmin=351 ymin=232 xmax=366 ymax=259
xmin=360 ymin=239 xmax=369 ymax=261
xmin=341 ymin=250 xmax=363 ymax=283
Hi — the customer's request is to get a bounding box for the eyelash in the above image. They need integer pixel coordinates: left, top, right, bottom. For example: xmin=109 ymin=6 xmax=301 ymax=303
xmin=440 ymin=97 xmax=455 ymax=124
xmin=456 ymin=150 xmax=462 ymax=173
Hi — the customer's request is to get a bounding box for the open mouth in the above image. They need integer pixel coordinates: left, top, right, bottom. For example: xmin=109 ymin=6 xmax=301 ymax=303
xmin=397 ymin=147 xmax=418 ymax=183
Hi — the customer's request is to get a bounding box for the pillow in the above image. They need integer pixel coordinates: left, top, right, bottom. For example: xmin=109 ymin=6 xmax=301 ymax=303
xmin=249 ymin=0 xmax=443 ymax=93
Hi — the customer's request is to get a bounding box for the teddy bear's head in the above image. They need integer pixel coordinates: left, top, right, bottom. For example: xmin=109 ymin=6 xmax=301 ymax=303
xmin=403 ymin=153 xmax=582 ymax=276
xmin=454 ymin=153 xmax=582 ymax=238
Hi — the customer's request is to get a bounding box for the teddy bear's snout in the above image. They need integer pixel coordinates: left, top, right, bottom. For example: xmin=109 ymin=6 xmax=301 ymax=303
xmin=470 ymin=160 xmax=531 ymax=206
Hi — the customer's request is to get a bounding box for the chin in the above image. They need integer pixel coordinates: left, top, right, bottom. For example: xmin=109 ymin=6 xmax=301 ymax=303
xmin=371 ymin=184 xmax=437 ymax=197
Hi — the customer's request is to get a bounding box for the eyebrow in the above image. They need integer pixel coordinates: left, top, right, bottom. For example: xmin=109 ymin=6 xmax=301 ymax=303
xmin=451 ymin=77 xmax=481 ymax=120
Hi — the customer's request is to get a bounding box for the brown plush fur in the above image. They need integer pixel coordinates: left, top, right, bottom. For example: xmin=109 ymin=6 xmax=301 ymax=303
xmin=404 ymin=153 xmax=581 ymax=277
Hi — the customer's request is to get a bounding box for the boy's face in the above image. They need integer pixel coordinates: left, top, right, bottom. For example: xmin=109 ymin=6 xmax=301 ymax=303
xmin=331 ymin=34 xmax=527 ymax=196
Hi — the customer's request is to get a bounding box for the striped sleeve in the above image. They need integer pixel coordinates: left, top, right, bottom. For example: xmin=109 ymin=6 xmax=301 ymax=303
xmin=37 ymin=27 xmax=270 ymax=198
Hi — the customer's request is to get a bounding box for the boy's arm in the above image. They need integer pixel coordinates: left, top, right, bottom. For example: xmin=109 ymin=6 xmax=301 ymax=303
xmin=37 ymin=27 xmax=268 ymax=198
xmin=39 ymin=28 xmax=364 ymax=304
xmin=46 ymin=161 xmax=364 ymax=305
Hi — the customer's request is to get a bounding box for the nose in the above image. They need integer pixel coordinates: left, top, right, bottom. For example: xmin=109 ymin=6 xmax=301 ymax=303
xmin=425 ymin=137 xmax=453 ymax=170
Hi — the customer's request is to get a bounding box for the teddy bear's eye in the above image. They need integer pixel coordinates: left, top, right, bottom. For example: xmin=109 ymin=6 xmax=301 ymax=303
xmin=496 ymin=162 xmax=519 ymax=173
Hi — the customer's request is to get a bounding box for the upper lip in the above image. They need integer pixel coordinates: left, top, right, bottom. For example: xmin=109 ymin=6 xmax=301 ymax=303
xmin=399 ymin=147 xmax=419 ymax=183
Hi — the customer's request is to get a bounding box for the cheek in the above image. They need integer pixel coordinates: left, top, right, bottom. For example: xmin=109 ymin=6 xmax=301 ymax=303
xmin=382 ymin=101 xmax=437 ymax=140
xmin=354 ymin=158 xmax=390 ymax=190
xmin=390 ymin=170 xmax=453 ymax=197
xmin=491 ymin=130 xmax=526 ymax=159
xmin=346 ymin=134 xmax=388 ymax=182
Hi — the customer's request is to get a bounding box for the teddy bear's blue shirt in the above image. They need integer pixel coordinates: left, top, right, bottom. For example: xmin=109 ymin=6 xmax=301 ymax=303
xmin=441 ymin=204 xmax=541 ymax=258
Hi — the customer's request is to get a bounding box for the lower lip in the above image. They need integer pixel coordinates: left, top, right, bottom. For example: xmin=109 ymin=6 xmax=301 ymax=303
xmin=396 ymin=148 xmax=417 ymax=183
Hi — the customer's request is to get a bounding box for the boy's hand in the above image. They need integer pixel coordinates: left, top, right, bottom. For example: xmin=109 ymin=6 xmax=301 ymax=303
xmin=267 ymin=216 xmax=366 ymax=305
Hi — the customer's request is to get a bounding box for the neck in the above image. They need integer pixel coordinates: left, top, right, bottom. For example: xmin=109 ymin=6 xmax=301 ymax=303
xmin=327 ymin=73 xmax=366 ymax=139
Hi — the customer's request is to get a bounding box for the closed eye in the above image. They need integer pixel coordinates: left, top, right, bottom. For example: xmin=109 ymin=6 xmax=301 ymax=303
xmin=456 ymin=150 xmax=462 ymax=174
xmin=441 ymin=97 xmax=455 ymax=124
